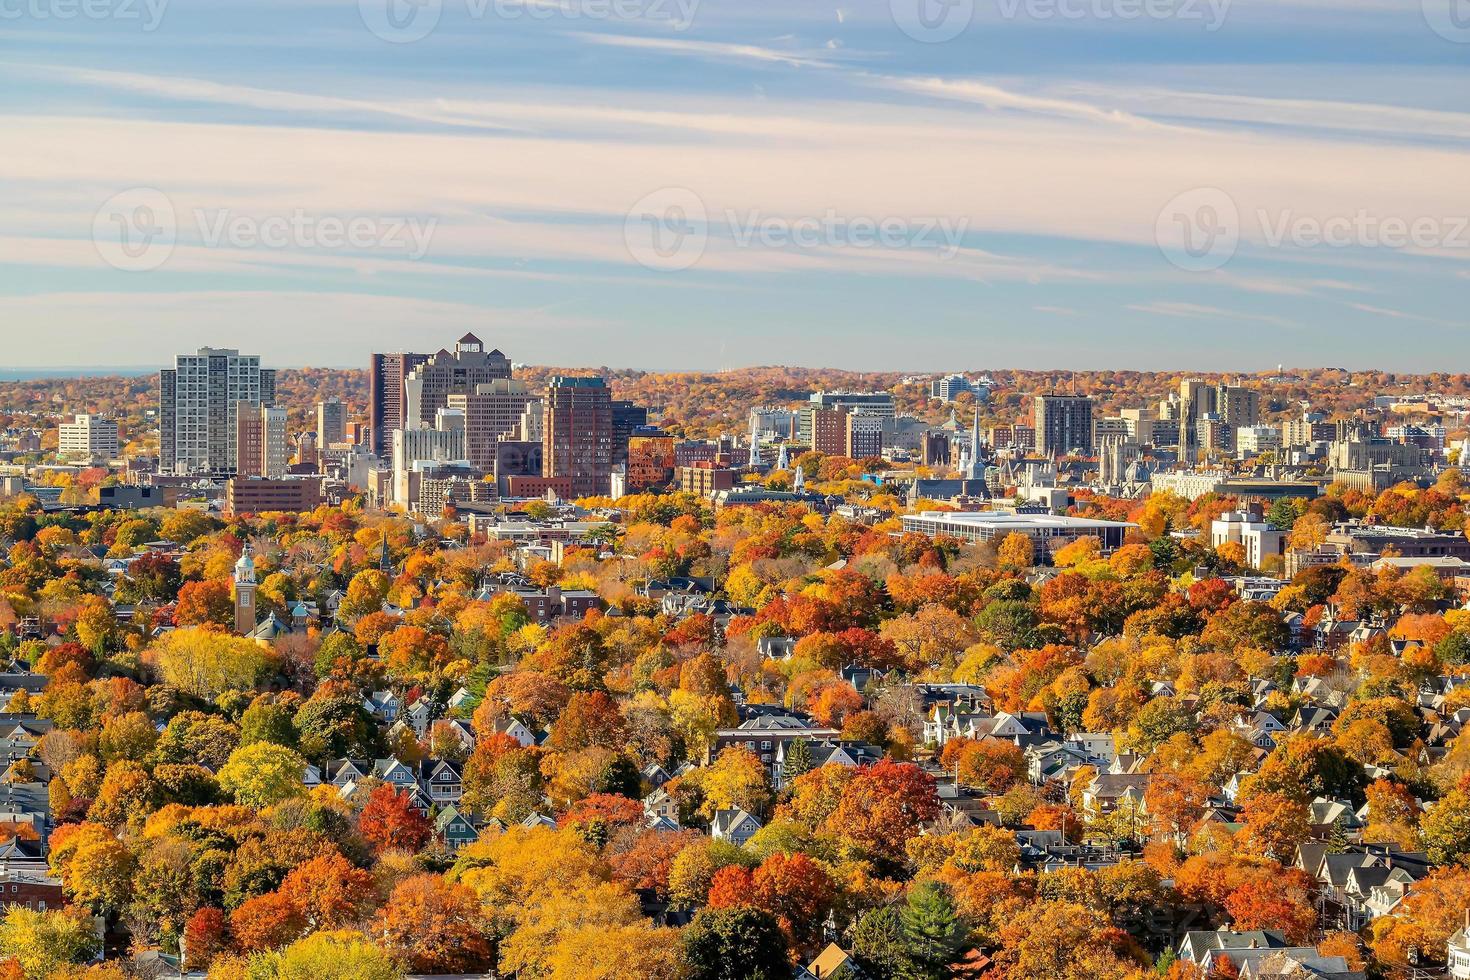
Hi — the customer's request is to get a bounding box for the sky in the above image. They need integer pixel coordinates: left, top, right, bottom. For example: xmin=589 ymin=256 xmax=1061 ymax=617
xmin=1 ymin=0 xmax=1468 ymax=372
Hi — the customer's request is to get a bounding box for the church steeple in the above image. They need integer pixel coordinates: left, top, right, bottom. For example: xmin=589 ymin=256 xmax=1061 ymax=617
xmin=379 ymin=535 xmax=393 ymax=574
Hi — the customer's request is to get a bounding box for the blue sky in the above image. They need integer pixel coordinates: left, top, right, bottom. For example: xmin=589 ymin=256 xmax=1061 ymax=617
xmin=2 ymin=0 xmax=1468 ymax=371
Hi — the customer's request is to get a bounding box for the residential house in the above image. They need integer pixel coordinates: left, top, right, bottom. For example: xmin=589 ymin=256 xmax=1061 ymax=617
xmin=710 ymin=808 xmax=762 ymax=846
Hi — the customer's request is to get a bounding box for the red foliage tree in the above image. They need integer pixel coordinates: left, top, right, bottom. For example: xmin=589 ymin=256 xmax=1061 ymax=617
xmin=358 ymin=784 xmax=432 ymax=854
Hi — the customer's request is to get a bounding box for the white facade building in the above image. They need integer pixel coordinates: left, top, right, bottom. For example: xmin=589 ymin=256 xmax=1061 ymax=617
xmin=57 ymin=414 xmax=119 ymax=460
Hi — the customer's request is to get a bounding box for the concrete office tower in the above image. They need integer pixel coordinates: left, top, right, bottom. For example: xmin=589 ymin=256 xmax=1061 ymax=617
xmin=58 ymin=414 xmax=119 ymax=460
xmin=317 ymin=399 xmax=347 ymax=447
xmin=404 ymin=334 xmax=513 ymax=431
xmin=447 ymin=379 xmax=536 ymax=472
xmin=235 ymin=403 xmax=289 ymax=479
xmin=1033 ymin=394 xmax=1094 ymax=457
xmin=391 ymin=409 xmax=467 ymax=507
xmin=159 ymin=348 xmax=277 ymax=476
xmin=519 ymin=399 xmax=544 ymax=443
xmin=369 ymin=351 xmax=429 ymax=456
xmin=543 ymin=376 xmax=613 ymax=498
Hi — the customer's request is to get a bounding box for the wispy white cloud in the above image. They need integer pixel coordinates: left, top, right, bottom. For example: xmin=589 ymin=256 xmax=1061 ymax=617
xmin=1126 ymin=300 xmax=1298 ymax=329
xmin=577 ymin=33 xmax=843 ymax=69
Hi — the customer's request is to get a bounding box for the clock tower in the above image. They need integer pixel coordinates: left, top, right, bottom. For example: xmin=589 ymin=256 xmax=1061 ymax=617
xmin=234 ymin=544 xmax=258 ymax=636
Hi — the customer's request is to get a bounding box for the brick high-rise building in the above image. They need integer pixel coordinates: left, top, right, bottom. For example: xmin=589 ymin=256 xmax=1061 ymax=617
xmin=235 ymin=403 xmax=289 ymax=479
xmin=1033 ymin=395 xmax=1094 ymax=457
xmin=543 ymin=376 xmax=612 ymax=498
xmin=368 ymin=351 xmax=428 ymax=457
xmin=159 ymin=348 xmax=276 ymax=476
xmin=810 ymin=407 xmax=849 ymax=457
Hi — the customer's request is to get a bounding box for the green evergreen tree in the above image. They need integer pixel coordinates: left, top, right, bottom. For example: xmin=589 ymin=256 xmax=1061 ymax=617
xmin=898 ymin=880 xmax=966 ymax=980
xmin=782 ymin=738 xmax=815 ymax=784
xmin=851 ymin=905 xmax=912 ymax=980
xmin=682 ymin=907 xmax=789 ymax=980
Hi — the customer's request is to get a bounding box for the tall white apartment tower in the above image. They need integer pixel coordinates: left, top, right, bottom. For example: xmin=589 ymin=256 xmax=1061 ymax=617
xmin=159 ymin=348 xmax=277 ymax=476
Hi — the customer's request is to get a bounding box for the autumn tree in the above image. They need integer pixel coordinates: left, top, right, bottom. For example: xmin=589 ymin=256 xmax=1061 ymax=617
xmin=217 ymin=743 xmax=308 ymax=808
xmin=276 ymin=853 xmax=377 ymax=932
xmin=357 ymin=784 xmax=432 ymax=855
xmin=375 ymin=875 xmax=494 ymax=975
xmin=825 ymin=761 xmax=938 ymax=861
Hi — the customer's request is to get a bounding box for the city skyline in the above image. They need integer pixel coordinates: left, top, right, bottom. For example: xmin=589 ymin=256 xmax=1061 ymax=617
xmin=3 ymin=0 xmax=1468 ymax=370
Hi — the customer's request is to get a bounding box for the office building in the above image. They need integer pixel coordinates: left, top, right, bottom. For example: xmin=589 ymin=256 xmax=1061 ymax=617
xmin=751 ymin=407 xmax=799 ymax=441
xmin=800 ymin=390 xmax=895 ymax=444
xmin=447 ymin=379 xmax=536 ymax=473
xmin=224 ymin=477 xmax=322 ymax=517
xmin=543 ymin=376 xmax=613 ymax=498
xmin=679 ymin=462 xmax=737 ymax=497
xmin=1033 ymin=395 xmax=1094 ymax=457
xmin=931 ymin=375 xmax=981 ymax=402
xmin=1236 ymin=425 xmax=1283 ymax=457
xmin=901 ymin=510 xmax=1135 ymax=552
xmin=368 ymin=352 xmax=429 ymax=456
xmin=316 ymin=399 xmax=347 ymax=448
xmin=846 ymin=413 xmax=884 ymax=459
xmin=628 ymin=436 xmax=677 ymax=491
xmin=235 ymin=403 xmax=289 ymax=479
xmin=809 ymin=390 xmax=896 ymax=417
xmin=392 ymin=411 xmax=467 ymax=507
xmin=1211 ymin=510 xmax=1286 ymax=569
xmin=159 ymin=348 xmax=276 ymax=476
xmin=519 ymin=399 xmax=544 ymax=444
xmin=58 ymin=414 xmax=119 ymax=461
xmin=404 ymin=334 xmax=513 ymax=430
xmin=810 ymin=408 xmax=849 ymax=457
xmin=1281 ymin=412 xmax=1334 ymax=448
xmin=611 ymin=400 xmax=648 ymax=467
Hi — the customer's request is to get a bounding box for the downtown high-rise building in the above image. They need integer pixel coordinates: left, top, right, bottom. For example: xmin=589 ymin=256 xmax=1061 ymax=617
xmin=235 ymin=403 xmax=289 ymax=479
xmin=316 ymin=398 xmax=347 ymax=448
xmin=368 ymin=352 xmax=429 ymax=457
xmin=404 ymin=334 xmax=513 ymax=431
xmin=1033 ymin=394 xmax=1094 ymax=457
xmin=447 ymin=379 xmax=536 ymax=473
xmin=543 ymin=376 xmax=613 ymax=498
xmin=611 ymin=400 xmax=648 ymax=467
xmin=159 ymin=348 xmax=276 ymax=476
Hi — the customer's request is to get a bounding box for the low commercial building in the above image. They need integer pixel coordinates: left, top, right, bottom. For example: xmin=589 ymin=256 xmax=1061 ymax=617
xmin=679 ymin=463 xmax=737 ymax=497
xmin=901 ymin=510 xmax=1134 ymax=551
xmin=224 ymin=477 xmax=322 ymax=516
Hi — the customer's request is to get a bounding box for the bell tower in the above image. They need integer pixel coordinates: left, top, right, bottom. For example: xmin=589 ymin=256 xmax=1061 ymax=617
xmin=234 ymin=544 xmax=258 ymax=636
